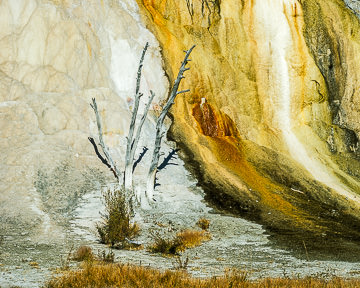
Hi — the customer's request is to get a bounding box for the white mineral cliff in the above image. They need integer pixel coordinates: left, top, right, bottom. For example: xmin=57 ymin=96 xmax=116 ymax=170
xmin=0 ymin=0 xmax=167 ymax=239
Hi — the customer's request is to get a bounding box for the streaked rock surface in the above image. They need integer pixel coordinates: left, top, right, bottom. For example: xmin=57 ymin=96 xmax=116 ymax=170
xmin=136 ymin=0 xmax=360 ymax=240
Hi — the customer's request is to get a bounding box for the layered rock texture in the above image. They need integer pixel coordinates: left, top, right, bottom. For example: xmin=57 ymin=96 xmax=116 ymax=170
xmin=136 ymin=0 xmax=360 ymax=243
xmin=0 ymin=0 xmax=167 ymax=240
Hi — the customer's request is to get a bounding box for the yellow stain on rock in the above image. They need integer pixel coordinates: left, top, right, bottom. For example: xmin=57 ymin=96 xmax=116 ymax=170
xmin=86 ymin=40 xmax=92 ymax=58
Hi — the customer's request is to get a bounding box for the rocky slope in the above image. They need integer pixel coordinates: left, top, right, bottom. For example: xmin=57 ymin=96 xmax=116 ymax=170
xmin=135 ymin=0 xmax=360 ymax=243
xmin=1 ymin=1 xmax=360 ymax=280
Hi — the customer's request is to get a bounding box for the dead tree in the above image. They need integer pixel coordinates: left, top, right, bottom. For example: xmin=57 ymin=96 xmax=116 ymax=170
xmin=124 ymin=42 xmax=149 ymax=191
xmin=89 ymin=43 xmax=154 ymax=215
xmin=146 ymin=45 xmax=196 ymax=201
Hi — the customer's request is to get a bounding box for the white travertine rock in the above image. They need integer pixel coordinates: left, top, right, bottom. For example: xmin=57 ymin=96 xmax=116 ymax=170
xmin=0 ymin=0 xmax=168 ymax=240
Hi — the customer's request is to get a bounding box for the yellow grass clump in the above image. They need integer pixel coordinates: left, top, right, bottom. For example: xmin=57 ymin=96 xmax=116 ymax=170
xmin=149 ymin=229 xmax=211 ymax=255
xmin=176 ymin=229 xmax=211 ymax=248
xmin=44 ymin=263 xmax=360 ymax=288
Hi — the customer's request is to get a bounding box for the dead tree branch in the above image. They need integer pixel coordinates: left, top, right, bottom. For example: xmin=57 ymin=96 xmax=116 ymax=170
xmin=129 ymin=90 xmax=156 ymax=168
xmin=90 ymin=98 xmax=121 ymax=181
xmin=146 ymin=45 xmax=196 ymax=201
xmin=88 ymin=137 xmax=111 ymax=169
xmin=124 ymin=42 xmax=149 ymax=191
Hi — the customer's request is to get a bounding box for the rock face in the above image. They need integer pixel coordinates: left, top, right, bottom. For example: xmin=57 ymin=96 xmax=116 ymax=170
xmin=1 ymin=0 xmax=360 ymax=250
xmin=0 ymin=0 xmax=167 ymax=240
xmin=136 ymin=0 xmax=360 ymax=241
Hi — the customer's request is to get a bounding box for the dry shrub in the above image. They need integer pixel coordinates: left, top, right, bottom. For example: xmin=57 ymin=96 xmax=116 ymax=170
xmin=176 ymin=229 xmax=211 ymax=249
xmin=149 ymin=229 xmax=211 ymax=255
xmin=96 ymin=188 xmax=140 ymax=248
xmin=72 ymin=246 xmax=94 ymax=262
xmin=148 ymin=233 xmax=184 ymax=255
xmin=44 ymin=263 xmax=360 ymax=288
xmin=196 ymin=218 xmax=210 ymax=230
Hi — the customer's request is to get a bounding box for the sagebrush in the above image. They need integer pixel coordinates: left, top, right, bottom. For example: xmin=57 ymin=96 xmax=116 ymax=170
xmin=96 ymin=188 xmax=139 ymax=248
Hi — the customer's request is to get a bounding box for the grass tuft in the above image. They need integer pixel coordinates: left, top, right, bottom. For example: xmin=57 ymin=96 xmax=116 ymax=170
xmin=177 ymin=229 xmax=211 ymax=248
xmin=72 ymin=246 xmax=94 ymax=262
xmin=148 ymin=232 xmax=184 ymax=255
xmin=97 ymin=249 xmax=115 ymax=263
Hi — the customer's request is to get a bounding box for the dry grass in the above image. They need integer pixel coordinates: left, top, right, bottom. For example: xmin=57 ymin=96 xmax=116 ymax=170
xmin=71 ymin=246 xmax=94 ymax=262
xmin=97 ymin=249 xmax=115 ymax=263
xmin=197 ymin=218 xmax=210 ymax=230
xmin=44 ymin=263 xmax=360 ymax=288
xmin=176 ymin=229 xmax=211 ymax=248
xmin=149 ymin=229 xmax=211 ymax=255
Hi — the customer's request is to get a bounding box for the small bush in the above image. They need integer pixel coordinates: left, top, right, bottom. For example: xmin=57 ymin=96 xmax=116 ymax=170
xmin=148 ymin=232 xmax=184 ymax=255
xmin=96 ymin=188 xmax=140 ymax=248
xmin=149 ymin=229 xmax=211 ymax=255
xmin=196 ymin=218 xmax=210 ymax=230
xmin=72 ymin=246 xmax=94 ymax=262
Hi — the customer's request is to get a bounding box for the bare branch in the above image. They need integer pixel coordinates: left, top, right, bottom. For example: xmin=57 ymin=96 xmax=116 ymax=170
xmin=130 ymin=90 xmax=156 ymax=165
xmin=90 ymin=98 xmax=121 ymax=180
xmin=177 ymin=89 xmax=190 ymax=95
xmin=88 ymin=137 xmax=110 ymax=168
xmin=124 ymin=42 xmax=149 ymax=190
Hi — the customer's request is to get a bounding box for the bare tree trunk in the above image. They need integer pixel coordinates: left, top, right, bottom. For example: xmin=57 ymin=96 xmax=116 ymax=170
xmin=124 ymin=42 xmax=149 ymax=191
xmin=130 ymin=90 xmax=156 ymax=167
xmin=146 ymin=45 xmax=195 ymax=201
xmin=90 ymin=98 xmax=134 ymax=215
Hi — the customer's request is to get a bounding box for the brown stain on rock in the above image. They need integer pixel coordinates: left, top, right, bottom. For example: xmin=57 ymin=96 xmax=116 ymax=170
xmin=192 ymin=102 xmax=237 ymax=137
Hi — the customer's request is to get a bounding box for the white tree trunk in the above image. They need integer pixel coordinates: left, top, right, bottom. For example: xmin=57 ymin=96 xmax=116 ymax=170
xmin=124 ymin=42 xmax=149 ymax=190
xmin=124 ymin=164 xmax=133 ymax=190
xmin=146 ymin=45 xmax=195 ymax=202
xmin=146 ymin=168 xmax=157 ymax=201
